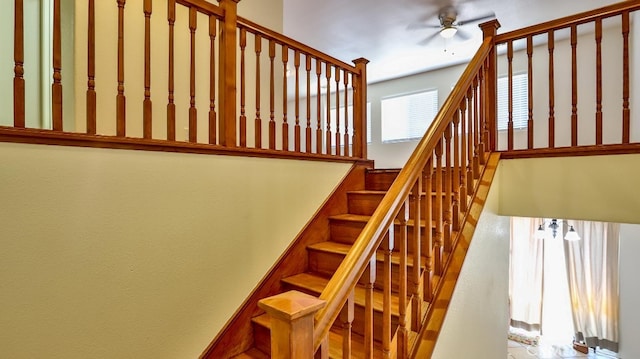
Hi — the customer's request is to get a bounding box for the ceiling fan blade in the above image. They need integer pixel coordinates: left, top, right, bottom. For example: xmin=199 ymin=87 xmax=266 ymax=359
xmin=407 ymin=22 xmax=442 ymax=30
xmin=418 ymin=31 xmax=441 ymax=46
xmin=457 ymin=28 xmax=472 ymax=41
xmin=457 ymin=12 xmax=495 ymax=26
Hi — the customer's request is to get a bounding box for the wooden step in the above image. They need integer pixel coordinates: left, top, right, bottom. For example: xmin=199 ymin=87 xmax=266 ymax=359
xmin=280 ymin=272 xmax=404 ymax=343
xmin=307 ymin=241 xmax=424 ymax=293
xmin=329 ymin=213 xmax=433 ymax=246
xmin=347 ymin=190 xmax=450 ymax=219
xmin=251 ymin=313 xmax=389 ymax=358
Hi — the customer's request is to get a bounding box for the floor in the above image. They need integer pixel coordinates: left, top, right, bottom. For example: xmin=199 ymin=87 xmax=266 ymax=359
xmin=508 ymin=340 xmax=620 ymax=359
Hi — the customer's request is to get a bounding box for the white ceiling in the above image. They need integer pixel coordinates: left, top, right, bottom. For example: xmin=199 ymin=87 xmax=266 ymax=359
xmin=283 ymin=0 xmax=624 ymax=83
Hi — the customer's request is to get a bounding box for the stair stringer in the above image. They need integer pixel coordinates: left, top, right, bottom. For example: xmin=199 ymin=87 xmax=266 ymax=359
xmin=201 ymin=161 xmax=373 ymax=359
xmin=411 ymin=153 xmax=501 ymax=358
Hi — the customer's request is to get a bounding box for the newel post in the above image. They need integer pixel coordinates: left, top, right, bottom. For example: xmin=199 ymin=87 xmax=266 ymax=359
xmin=352 ymin=58 xmax=369 ymax=159
xmin=218 ymin=0 xmax=240 ymax=147
xmin=480 ymin=20 xmax=500 ymax=152
xmin=258 ymin=290 xmax=326 ymax=359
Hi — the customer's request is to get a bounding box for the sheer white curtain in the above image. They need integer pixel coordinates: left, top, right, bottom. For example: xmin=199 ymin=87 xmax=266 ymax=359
xmin=509 ymin=216 xmax=543 ymax=331
xmin=564 ymin=220 xmax=620 ymax=352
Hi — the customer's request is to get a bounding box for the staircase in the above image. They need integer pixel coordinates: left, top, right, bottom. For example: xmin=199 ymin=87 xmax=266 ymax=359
xmin=235 ymin=168 xmax=442 ymax=358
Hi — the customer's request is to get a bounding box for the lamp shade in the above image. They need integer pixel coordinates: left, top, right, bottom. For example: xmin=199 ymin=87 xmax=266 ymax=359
xmin=440 ymin=26 xmax=457 ymax=39
xmin=564 ymin=225 xmax=580 ymax=241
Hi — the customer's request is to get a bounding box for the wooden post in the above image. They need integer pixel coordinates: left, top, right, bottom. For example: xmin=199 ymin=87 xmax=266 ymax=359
xmin=479 ymin=20 xmax=500 ymax=152
xmin=352 ymin=58 xmax=369 ymax=159
xmin=258 ymin=290 xmax=326 ymax=359
xmin=218 ymin=0 xmax=240 ymax=147
xmin=14 ymin=0 xmax=25 ymax=128
xmin=52 ymin=0 xmax=63 ymax=131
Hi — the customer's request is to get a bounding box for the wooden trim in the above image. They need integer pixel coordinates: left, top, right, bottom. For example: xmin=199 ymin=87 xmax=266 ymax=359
xmin=495 ymin=1 xmax=640 ymax=43
xmin=200 ymin=163 xmax=371 ymax=359
xmin=0 ymin=127 xmax=371 ymax=164
xmin=499 ymin=144 xmax=640 ymax=159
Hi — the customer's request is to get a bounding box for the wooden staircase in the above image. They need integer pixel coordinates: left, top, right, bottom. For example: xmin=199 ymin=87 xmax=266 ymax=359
xmin=230 ymin=168 xmax=446 ymax=358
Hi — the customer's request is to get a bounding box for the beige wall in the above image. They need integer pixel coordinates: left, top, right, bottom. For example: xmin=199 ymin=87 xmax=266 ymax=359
xmin=497 ymin=154 xmax=640 ymax=224
xmin=432 ymin=162 xmax=510 ymax=358
xmin=0 ymin=141 xmax=349 ymax=358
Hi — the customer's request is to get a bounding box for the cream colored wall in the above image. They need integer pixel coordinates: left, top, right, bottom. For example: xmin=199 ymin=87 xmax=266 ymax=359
xmin=0 ymin=141 xmax=350 ymax=358
xmin=497 ymin=154 xmax=640 ymax=224
xmin=432 ymin=164 xmax=510 ymax=358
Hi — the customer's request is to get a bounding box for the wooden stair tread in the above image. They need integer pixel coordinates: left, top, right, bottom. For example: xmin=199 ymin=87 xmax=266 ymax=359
xmin=308 ymin=241 xmax=426 ymax=268
xmin=281 ymin=272 xmax=400 ymax=316
xmin=329 ymin=213 xmax=430 ymax=228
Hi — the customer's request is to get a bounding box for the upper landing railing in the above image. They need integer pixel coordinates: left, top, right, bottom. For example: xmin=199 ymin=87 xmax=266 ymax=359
xmin=4 ymin=0 xmax=368 ymax=161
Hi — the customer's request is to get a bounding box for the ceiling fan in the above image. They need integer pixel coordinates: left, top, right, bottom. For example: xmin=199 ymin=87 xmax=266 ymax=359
xmin=410 ymin=5 xmax=495 ymax=46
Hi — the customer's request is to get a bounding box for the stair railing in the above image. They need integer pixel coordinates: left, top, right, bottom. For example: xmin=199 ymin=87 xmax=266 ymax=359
xmin=493 ymin=1 xmax=640 ymax=156
xmin=4 ymin=0 xmax=368 ymax=161
xmin=310 ymin=20 xmax=501 ymax=358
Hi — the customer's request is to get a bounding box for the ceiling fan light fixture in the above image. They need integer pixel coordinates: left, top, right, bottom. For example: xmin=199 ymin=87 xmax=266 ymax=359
xmin=440 ymin=26 xmax=458 ymax=39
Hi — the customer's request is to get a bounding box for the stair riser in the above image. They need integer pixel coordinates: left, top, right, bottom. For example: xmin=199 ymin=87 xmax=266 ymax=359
xmin=348 ymin=192 xmax=453 ymax=219
xmin=365 ymin=169 xmax=456 ymax=192
xmin=330 ymin=220 xmax=434 ymax=251
xmin=253 ymin=322 xmax=271 ymax=355
xmin=308 ymin=250 xmax=423 ymax=293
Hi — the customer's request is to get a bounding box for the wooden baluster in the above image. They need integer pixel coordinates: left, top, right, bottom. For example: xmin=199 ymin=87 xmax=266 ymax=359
xmin=423 ymin=161 xmax=434 ymax=302
xmin=343 ymin=73 xmax=350 ymax=157
xmin=472 ymin=77 xmax=480 ymax=178
xmin=478 ymin=62 xmax=490 ymax=165
xmin=142 ymin=0 xmax=152 ymax=138
xmin=188 ymin=7 xmax=197 ymax=142
xmin=282 ymin=45 xmax=289 ymax=151
xmin=382 ymin=224 xmax=395 ymax=358
xmin=507 ymin=41 xmax=514 ymax=151
xmin=214 ymin=19 xmax=221 ymax=147
xmin=363 ymin=258 xmax=376 ymax=359
xmin=325 ymin=63 xmax=332 ymax=155
xmin=294 ymin=51 xmax=301 ymax=152
xmin=52 ymin=0 xmax=63 ymax=131
xmin=255 ymin=34 xmax=262 ymax=148
xmin=466 ymin=89 xmax=474 ymax=196
xmin=316 ymin=59 xmax=322 ymax=154
xmin=334 ymin=67 xmax=341 ymax=156
xmin=595 ymin=18 xmax=603 ymax=145
xmin=258 ymin=291 xmax=326 ymax=359
xmin=548 ymin=30 xmax=555 ymax=148
xmin=167 ymin=0 xmax=176 ymax=140
xmin=269 ymin=40 xmax=276 ymax=150
xmin=622 ymin=12 xmax=630 ymax=143
xmin=316 ymin=338 xmax=329 ymax=359
xmin=116 ymin=0 xmax=126 ymax=136
xmin=452 ymin=110 xmax=461 ymax=232
xmin=339 ymin=291 xmax=354 ymax=359
xmin=527 ymin=36 xmax=534 ymax=149
xmin=459 ymin=99 xmax=468 ymax=214
xmin=238 ymin=27 xmax=245 ymax=146
xmin=305 ymin=55 xmax=312 ymax=153
xmin=443 ymin=123 xmax=452 ymax=253
xmin=86 ymin=0 xmax=96 ymax=134
xmin=411 ymin=178 xmax=423 ymax=332
xmin=571 ymin=25 xmax=578 ymax=146
xmin=397 ymin=202 xmax=409 ymax=358
xmin=434 ymin=139 xmax=444 ymax=275
xmin=13 ymin=0 xmax=25 ymax=128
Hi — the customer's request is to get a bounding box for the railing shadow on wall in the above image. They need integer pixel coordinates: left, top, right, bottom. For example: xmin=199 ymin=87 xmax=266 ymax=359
xmin=3 ymin=0 xmax=368 ymax=162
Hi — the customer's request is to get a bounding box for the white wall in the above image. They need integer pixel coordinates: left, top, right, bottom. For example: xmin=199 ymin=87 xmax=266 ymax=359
xmin=0 ymin=141 xmax=350 ymax=358
xmin=432 ymin=162 xmax=510 ymax=358
xmin=619 ymin=224 xmax=640 ymax=358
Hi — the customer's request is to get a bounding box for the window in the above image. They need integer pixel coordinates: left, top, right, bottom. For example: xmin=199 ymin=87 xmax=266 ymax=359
xmin=381 ymin=90 xmax=438 ymax=143
xmin=497 ymin=73 xmax=529 ymax=131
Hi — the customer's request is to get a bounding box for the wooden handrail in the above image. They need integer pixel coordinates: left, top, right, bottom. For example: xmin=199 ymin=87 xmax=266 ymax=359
xmin=495 ymin=0 xmax=640 ymax=43
xmin=312 ymin=31 xmax=497 ymax=349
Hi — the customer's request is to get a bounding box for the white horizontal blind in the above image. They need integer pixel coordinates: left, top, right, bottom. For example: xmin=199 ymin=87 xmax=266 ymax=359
xmin=497 ymin=73 xmax=529 ymax=131
xmin=381 ymin=90 xmax=438 ymax=143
